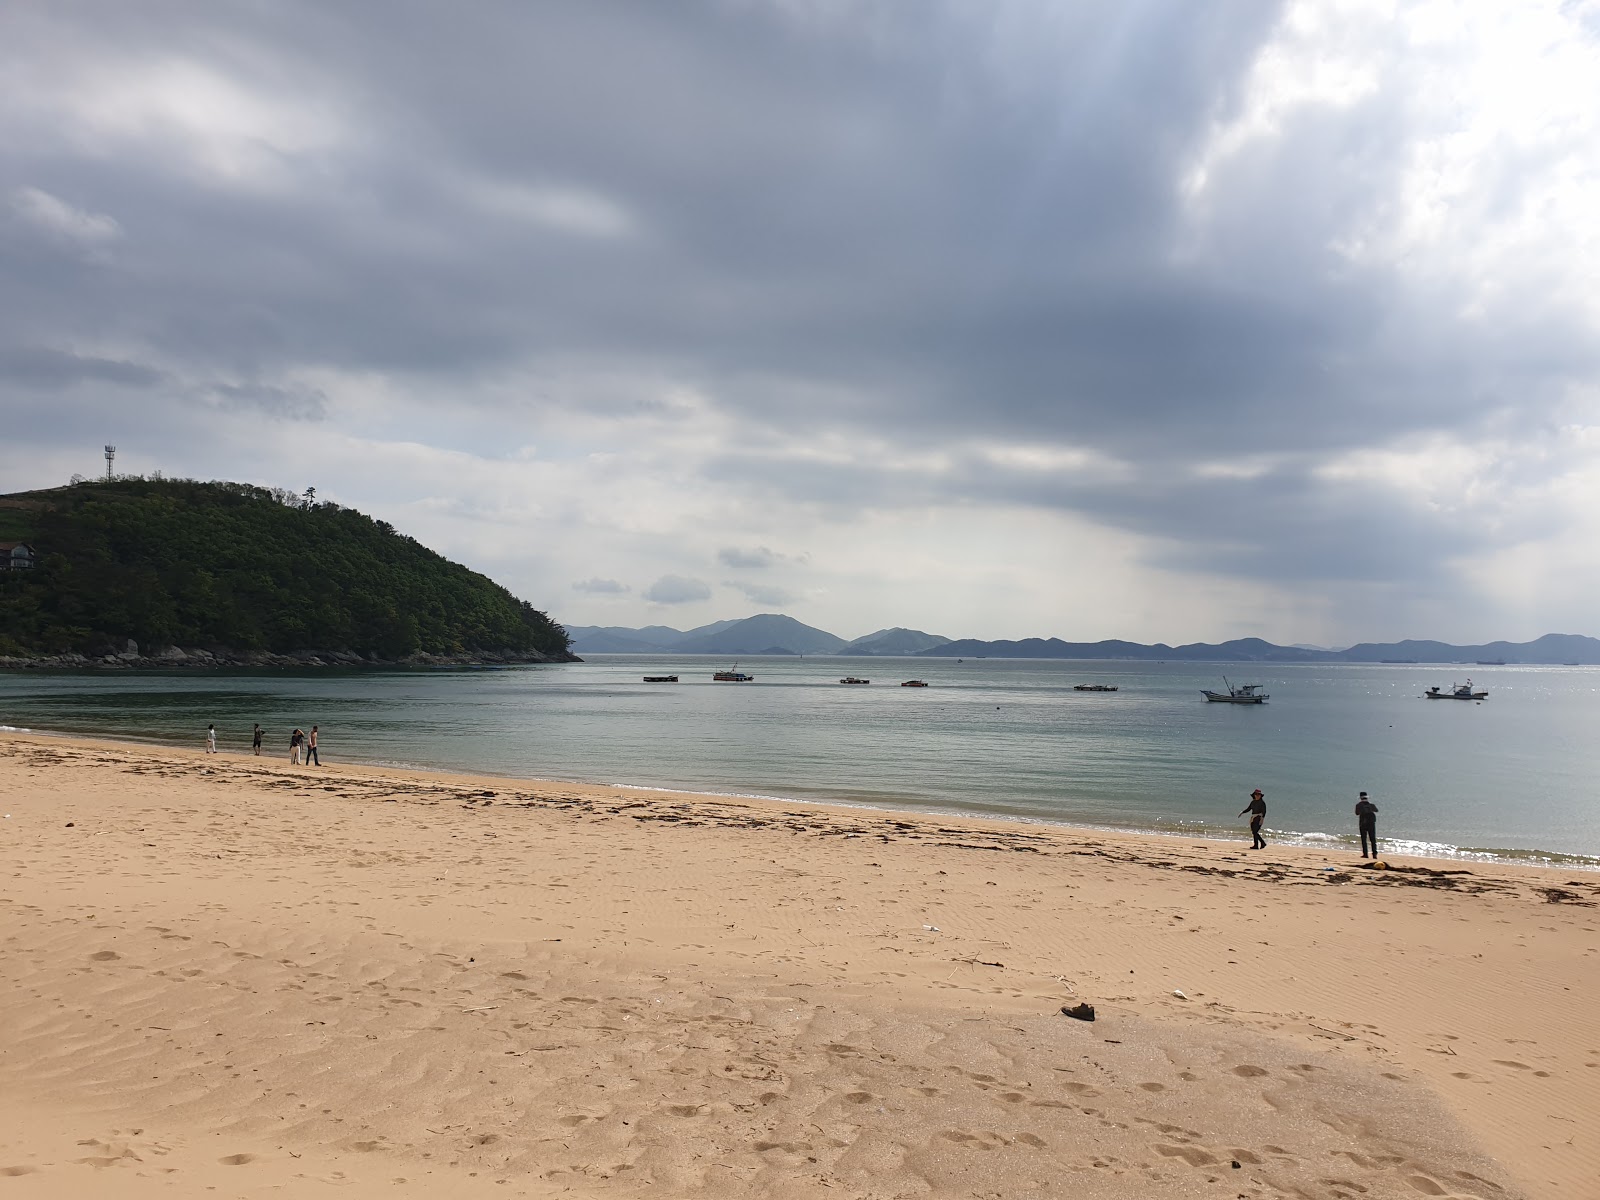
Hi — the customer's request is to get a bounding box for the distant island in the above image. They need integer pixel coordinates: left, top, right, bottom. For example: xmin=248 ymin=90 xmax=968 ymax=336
xmin=563 ymin=615 xmax=1600 ymax=665
xmin=0 ymin=478 xmax=574 ymax=668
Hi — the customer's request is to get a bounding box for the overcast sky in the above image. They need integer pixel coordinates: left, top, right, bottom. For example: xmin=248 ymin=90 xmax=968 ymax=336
xmin=4 ymin=1 xmax=1600 ymax=644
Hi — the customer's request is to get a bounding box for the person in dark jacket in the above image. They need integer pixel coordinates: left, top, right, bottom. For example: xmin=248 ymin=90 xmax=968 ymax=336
xmin=1355 ymin=791 xmax=1380 ymax=858
xmin=1239 ymin=788 xmax=1267 ymax=849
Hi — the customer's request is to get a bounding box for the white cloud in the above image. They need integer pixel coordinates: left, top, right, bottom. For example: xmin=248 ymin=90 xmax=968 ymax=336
xmin=10 ymin=187 xmax=121 ymax=250
xmin=469 ymin=180 xmax=638 ymax=239
xmin=572 ymin=577 xmax=630 ymax=594
xmin=644 ymin=575 xmax=713 ymax=605
xmin=718 ymin=545 xmax=781 ymax=568
xmin=728 ymin=580 xmax=796 ymax=606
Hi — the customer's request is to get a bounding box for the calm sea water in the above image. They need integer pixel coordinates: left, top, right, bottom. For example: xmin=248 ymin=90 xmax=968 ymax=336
xmin=2 ymin=656 xmax=1596 ymax=867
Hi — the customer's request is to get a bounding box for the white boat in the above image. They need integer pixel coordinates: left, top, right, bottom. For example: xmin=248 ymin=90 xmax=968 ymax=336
xmin=1202 ymin=677 xmax=1268 ymax=704
xmin=713 ymin=664 xmax=754 ymax=682
xmin=1425 ymin=680 xmax=1487 ymax=700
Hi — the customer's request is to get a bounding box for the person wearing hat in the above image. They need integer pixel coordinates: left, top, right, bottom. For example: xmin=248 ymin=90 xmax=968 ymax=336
xmin=1239 ymin=788 xmax=1267 ymax=849
xmin=1355 ymin=791 xmax=1380 ymax=859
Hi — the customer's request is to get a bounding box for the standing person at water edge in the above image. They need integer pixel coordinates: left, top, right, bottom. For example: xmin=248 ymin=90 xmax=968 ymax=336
xmin=1355 ymin=791 xmax=1380 ymax=859
xmin=205 ymin=724 xmax=217 ymax=754
xmin=252 ymin=724 xmax=263 ymax=756
xmin=290 ymin=728 xmax=304 ymax=765
xmin=1239 ymin=788 xmax=1267 ymax=849
xmin=307 ymin=725 xmax=320 ymax=766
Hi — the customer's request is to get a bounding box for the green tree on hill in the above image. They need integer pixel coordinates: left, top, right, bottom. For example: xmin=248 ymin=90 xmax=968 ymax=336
xmin=0 ymin=478 xmax=570 ymax=660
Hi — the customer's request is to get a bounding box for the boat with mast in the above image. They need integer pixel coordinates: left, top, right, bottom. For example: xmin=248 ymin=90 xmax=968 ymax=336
xmin=1201 ymin=677 xmax=1268 ymax=704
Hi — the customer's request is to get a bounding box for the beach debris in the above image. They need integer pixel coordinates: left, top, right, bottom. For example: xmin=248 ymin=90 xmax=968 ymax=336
xmin=65 ymin=822 xmax=74 ymax=827
xmin=1539 ymin=887 xmax=1589 ymax=905
xmin=922 ymin=924 xmax=941 ymax=932
xmin=1060 ymin=1003 xmax=1096 ymax=1021
xmin=1172 ymin=989 xmax=1188 ymax=1000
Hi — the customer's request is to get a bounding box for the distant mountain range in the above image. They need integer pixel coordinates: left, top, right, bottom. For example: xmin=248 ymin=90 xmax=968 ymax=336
xmin=561 ymin=616 xmax=1600 ymax=664
xmin=562 ymin=614 xmax=948 ymax=657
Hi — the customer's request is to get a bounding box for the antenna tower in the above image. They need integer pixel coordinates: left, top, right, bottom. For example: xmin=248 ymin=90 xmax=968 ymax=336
xmin=104 ymin=445 xmax=117 ymax=479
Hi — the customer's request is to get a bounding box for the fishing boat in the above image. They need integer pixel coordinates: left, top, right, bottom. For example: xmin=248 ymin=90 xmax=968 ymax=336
xmin=900 ymin=680 xmax=928 ymax=687
xmin=1202 ymin=678 xmax=1268 ymax=704
xmin=1425 ymin=680 xmax=1487 ymax=700
xmin=712 ymin=665 xmax=754 ymax=682
xmin=839 ymin=676 xmax=871 ymax=685
xmin=1073 ymin=684 xmax=1118 ymax=692
xmin=642 ymin=675 xmax=678 ymax=683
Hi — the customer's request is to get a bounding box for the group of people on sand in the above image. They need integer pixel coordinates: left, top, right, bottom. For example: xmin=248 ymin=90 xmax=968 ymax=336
xmin=205 ymin=723 xmax=321 ymax=765
xmin=1240 ymin=788 xmax=1382 ymax=858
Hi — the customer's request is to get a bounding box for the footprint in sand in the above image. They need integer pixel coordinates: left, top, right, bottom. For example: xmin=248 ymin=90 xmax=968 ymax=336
xmin=844 ymin=1092 xmax=874 ymax=1105
xmin=1230 ymin=1064 xmax=1269 ymax=1077
xmin=219 ymin=1153 xmax=256 ymax=1165
xmin=1154 ymin=1144 xmax=1217 ymax=1167
xmin=1 ymin=1167 xmax=40 ymax=1176
xmin=90 ymin=950 xmax=119 ymax=961
xmin=1138 ymin=1082 xmax=1165 ymax=1092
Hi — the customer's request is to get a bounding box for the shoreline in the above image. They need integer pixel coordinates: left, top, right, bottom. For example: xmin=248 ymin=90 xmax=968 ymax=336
xmin=5 ymin=725 xmax=1597 ymax=899
xmin=5 ymin=720 xmax=1596 ymax=873
xmin=3 ymin=730 xmax=1597 ymax=1197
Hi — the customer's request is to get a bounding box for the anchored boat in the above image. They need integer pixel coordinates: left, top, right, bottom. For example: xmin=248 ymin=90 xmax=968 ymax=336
xmin=1425 ymin=680 xmax=1487 ymax=700
xmin=713 ymin=664 xmax=754 ymax=682
xmin=1073 ymin=684 xmax=1119 ymax=692
xmin=1202 ymin=678 xmax=1268 ymax=704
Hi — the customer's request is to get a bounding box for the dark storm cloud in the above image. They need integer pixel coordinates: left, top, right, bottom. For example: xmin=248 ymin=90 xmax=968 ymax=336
xmin=2 ymin=0 xmax=1595 ymax=608
xmin=0 ymin=346 xmax=164 ymax=390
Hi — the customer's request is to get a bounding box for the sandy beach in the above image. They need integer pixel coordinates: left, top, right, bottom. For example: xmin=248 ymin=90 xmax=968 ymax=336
xmin=1 ymin=731 xmax=1595 ymax=1199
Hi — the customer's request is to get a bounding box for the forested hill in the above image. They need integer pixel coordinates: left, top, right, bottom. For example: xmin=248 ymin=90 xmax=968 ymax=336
xmin=0 ymin=479 xmax=573 ymax=665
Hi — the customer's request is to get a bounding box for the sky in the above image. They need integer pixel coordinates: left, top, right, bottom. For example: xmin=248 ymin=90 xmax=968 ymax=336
xmin=4 ymin=0 xmax=1600 ymax=645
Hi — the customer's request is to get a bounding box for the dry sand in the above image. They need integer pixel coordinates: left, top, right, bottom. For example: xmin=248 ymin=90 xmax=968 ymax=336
xmin=1 ymin=731 xmax=1596 ymax=1200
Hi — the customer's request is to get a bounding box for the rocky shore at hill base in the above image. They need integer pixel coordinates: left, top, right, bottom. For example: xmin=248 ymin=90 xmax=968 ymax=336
xmin=0 ymin=639 xmax=578 ymax=671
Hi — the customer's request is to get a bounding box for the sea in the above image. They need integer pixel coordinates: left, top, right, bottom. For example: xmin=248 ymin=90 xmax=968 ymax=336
xmin=2 ymin=656 xmax=1596 ymax=868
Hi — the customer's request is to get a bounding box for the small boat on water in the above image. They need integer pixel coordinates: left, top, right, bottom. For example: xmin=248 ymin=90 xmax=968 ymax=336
xmin=839 ymin=676 xmax=871 ymax=685
xmin=713 ymin=664 xmax=754 ymax=682
xmin=642 ymin=675 xmax=678 ymax=683
xmin=900 ymin=680 xmax=928 ymax=687
xmin=1475 ymin=659 xmax=1507 ymax=666
xmin=1425 ymin=680 xmax=1487 ymax=700
xmin=1073 ymin=684 xmax=1118 ymax=692
xmin=1202 ymin=677 xmax=1268 ymax=704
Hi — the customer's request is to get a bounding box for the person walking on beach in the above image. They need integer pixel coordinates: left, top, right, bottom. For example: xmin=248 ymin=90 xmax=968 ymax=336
xmin=252 ymin=724 xmax=263 ymax=756
xmin=206 ymin=724 xmax=217 ymax=754
xmin=290 ymin=727 xmax=304 ymax=765
xmin=306 ymin=725 xmax=320 ymax=766
xmin=1239 ymin=788 xmax=1267 ymax=849
xmin=1356 ymin=791 xmax=1380 ymax=859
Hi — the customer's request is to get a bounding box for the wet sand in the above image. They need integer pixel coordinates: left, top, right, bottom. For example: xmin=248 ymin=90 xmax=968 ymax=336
xmin=1 ymin=731 xmax=1596 ymax=1198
